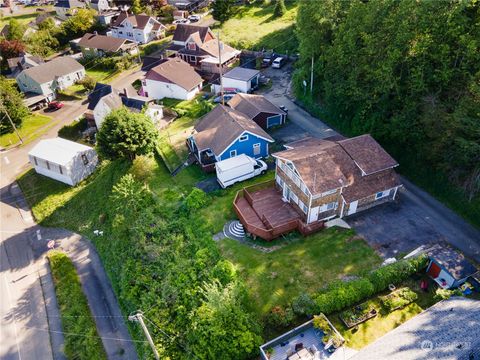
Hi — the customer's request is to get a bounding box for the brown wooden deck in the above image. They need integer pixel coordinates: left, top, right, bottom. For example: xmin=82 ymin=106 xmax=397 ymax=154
xmin=234 ymin=181 xmax=325 ymax=240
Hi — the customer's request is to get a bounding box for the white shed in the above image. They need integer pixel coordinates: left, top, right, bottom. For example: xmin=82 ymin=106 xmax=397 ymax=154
xmin=28 ymin=138 xmax=98 ymax=186
xmin=212 ymin=67 xmax=260 ymax=94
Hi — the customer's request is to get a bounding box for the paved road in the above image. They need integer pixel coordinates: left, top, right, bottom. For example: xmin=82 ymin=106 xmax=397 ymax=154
xmin=0 ymin=68 xmax=145 ymax=360
xmin=260 ymin=63 xmax=480 ymax=262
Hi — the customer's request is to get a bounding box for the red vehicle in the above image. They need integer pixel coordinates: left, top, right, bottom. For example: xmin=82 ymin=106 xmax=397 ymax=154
xmin=48 ymin=101 xmax=64 ymax=110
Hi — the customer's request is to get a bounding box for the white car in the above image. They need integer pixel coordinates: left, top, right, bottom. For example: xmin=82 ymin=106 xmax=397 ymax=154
xmin=173 ymin=19 xmax=190 ymax=25
xmin=188 ymin=14 xmax=201 ymax=22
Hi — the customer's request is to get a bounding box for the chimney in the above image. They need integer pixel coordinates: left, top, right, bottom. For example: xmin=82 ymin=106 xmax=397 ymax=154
xmin=122 ymin=88 xmax=128 ymax=97
xmin=94 ymin=30 xmax=98 ymax=35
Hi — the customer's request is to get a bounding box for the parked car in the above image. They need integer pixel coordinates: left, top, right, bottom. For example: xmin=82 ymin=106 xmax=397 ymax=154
xmin=261 ymin=53 xmax=276 ymax=68
xmin=216 ymin=154 xmax=267 ymax=188
xmin=272 ymin=56 xmax=287 ymax=69
xmin=213 ymin=93 xmax=235 ymax=103
xmin=173 ymin=19 xmax=190 ymax=25
xmin=48 ymin=101 xmax=64 ymax=110
xmin=279 ymin=105 xmax=288 ymax=114
xmin=188 ymin=15 xmax=201 ymax=22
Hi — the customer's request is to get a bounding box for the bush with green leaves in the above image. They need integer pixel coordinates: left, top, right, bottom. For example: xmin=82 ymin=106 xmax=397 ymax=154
xmin=265 ymin=305 xmax=295 ymax=328
xmin=76 ymin=75 xmax=96 ymax=92
xmin=381 ymin=287 xmax=418 ymax=312
xmin=0 ymin=77 xmax=30 ymax=134
xmin=292 ymin=292 xmax=316 ymax=317
xmin=183 ymin=188 xmax=209 ymax=212
xmin=96 ymin=108 xmax=159 ymax=161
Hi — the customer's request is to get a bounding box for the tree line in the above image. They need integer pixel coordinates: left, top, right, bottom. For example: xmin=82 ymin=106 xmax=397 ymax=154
xmin=294 ymin=0 xmax=480 ymax=203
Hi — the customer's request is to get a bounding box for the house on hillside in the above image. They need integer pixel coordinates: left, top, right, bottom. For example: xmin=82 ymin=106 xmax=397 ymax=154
xmin=228 ymin=93 xmax=287 ymax=130
xmin=7 ymin=52 xmax=44 ymax=78
xmin=28 ymin=138 xmax=98 ymax=186
xmin=16 ymin=57 xmax=85 ymax=101
xmin=90 ymin=0 xmax=110 ymax=12
xmin=27 ymin=13 xmax=62 ymax=31
xmin=85 ymin=83 xmax=163 ymax=129
xmin=54 ymin=0 xmax=86 ymax=20
xmin=109 ymin=12 xmax=166 ymax=44
xmin=350 ymin=297 xmax=480 ymax=360
xmin=211 ymin=66 xmax=260 ymax=94
xmin=426 ymin=244 xmax=478 ymax=289
xmin=234 ymin=135 xmax=402 ymax=240
xmin=167 ymin=24 xmax=240 ymax=74
xmin=142 ymin=58 xmax=203 ymax=100
xmin=78 ymin=33 xmax=137 ymax=57
xmin=187 ymin=105 xmax=274 ymax=172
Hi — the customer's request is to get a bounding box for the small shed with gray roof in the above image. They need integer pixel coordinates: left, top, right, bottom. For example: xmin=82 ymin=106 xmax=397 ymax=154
xmin=426 ymin=244 xmax=478 ymax=289
xmin=212 ymin=67 xmax=260 ymax=94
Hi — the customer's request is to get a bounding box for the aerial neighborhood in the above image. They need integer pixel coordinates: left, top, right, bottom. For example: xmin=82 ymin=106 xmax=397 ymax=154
xmin=1 ymin=1 xmax=479 ymax=360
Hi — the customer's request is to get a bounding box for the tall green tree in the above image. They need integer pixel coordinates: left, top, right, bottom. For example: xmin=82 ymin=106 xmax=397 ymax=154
xmin=273 ymin=0 xmax=287 ymax=17
xmin=96 ymin=107 xmax=158 ymax=161
xmin=131 ymin=0 xmax=143 ymax=14
xmin=0 ymin=76 xmax=30 ymax=134
xmin=212 ymin=0 xmax=235 ymax=23
xmin=58 ymin=9 xmax=97 ymax=44
xmin=6 ymin=19 xmax=25 ymax=41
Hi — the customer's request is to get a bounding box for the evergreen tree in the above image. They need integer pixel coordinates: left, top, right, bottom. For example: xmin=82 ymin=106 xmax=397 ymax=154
xmin=212 ymin=0 xmax=235 ymax=23
xmin=273 ymin=0 xmax=286 ymax=17
xmin=131 ymin=0 xmax=143 ymax=14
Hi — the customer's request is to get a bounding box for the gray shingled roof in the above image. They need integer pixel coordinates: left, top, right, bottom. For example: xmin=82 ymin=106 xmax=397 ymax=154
xmin=224 ymin=66 xmax=260 ymax=81
xmin=22 ymin=57 xmax=84 ymax=85
xmin=427 ymin=244 xmax=478 ymax=280
xmin=351 ymin=297 xmax=480 ymax=360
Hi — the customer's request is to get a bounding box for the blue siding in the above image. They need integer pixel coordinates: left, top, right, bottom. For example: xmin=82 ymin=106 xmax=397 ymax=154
xmin=218 ymin=132 xmax=270 ymax=161
xmin=266 ymin=115 xmax=282 ymax=128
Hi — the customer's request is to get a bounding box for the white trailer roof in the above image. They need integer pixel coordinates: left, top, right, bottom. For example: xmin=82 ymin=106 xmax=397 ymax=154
xmin=28 ymin=138 xmax=94 ymax=166
xmin=216 ymin=154 xmax=255 ymax=172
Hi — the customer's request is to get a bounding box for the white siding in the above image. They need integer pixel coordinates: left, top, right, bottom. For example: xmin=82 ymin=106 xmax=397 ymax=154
xmin=144 ymin=79 xmax=199 ymax=100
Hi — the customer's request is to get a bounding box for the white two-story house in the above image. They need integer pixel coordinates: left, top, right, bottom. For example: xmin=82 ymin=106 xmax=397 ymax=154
xmin=16 ymin=57 xmax=85 ymax=101
xmin=109 ymin=12 xmax=166 ymax=44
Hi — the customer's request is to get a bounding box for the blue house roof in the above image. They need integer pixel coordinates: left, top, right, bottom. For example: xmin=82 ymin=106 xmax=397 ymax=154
xmin=87 ymin=83 xmax=112 ymax=110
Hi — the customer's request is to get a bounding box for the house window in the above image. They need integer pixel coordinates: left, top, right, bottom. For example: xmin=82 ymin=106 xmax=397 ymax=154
xmin=276 ymin=175 xmax=283 ymax=187
xmin=320 ymin=201 xmax=337 ymax=213
xmin=239 ymin=135 xmax=249 ymax=142
xmin=188 ymin=43 xmax=196 ymax=50
xmin=301 ymin=183 xmax=308 ymax=195
xmin=253 ymin=143 xmax=260 ymax=155
xmin=298 ymin=200 xmax=307 ymax=214
xmin=375 ymin=189 xmax=391 ymax=199
xmin=33 ymin=157 xmax=38 ymax=166
xmin=46 ymin=161 xmax=50 ymax=170
xmin=290 ymin=192 xmax=298 ymax=204
xmin=59 ymin=165 xmax=63 ymax=174
xmin=119 ymin=31 xmax=123 ymax=34
xmin=229 ymin=150 xmax=237 ymax=157
xmin=189 ymin=55 xmax=196 ymax=63
xmin=81 ymin=154 xmax=89 ymax=165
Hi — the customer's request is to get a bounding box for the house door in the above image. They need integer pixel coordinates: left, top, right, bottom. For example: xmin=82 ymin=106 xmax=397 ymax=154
xmin=308 ymin=206 xmax=319 ymax=223
xmin=282 ymin=185 xmax=291 ymax=201
xmin=427 ymin=262 xmax=441 ymax=278
xmin=348 ymin=201 xmax=358 ymax=215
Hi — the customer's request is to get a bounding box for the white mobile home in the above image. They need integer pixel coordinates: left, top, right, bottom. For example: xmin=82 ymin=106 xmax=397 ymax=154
xmin=28 ymin=138 xmax=98 ymax=186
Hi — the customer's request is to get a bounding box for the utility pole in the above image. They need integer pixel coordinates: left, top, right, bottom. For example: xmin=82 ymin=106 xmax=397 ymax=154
xmin=310 ymin=56 xmax=314 ymax=94
xmin=217 ymin=31 xmax=225 ymax=106
xmin=128 ymin=311 xmax=159 ymax=360
xmin=0 ymin=103 xmax=23 ymax=144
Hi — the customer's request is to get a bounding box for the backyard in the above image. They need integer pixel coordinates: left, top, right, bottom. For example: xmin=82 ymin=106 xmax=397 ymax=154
xmin=215 ymin=2 xmax=298 ymax=54
xmin=0 ymin=114 xmax=52 ymax=148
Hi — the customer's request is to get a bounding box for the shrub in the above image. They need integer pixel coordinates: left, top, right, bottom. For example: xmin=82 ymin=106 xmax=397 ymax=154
xmin=184 ymin=188 xmax=209 ymax=211
xmin=58 ymin=117 xmax=88 ymax=141
xmin=310 ymin=255 xmax=428 ymax=314
xmin=434 ymin=287 xmax=463 ymax=302
xmin=381 ymin=287 xmax=418 ymax=312
xmin=292 ymin=293 xmax=316 ymax=317
xmin=266 ymin=305 xmax=294 ymax=328
xmin=76 ymin=75 xmax=96 ymax=91
xmin=212 ymin=259 xmax=237 ymax=285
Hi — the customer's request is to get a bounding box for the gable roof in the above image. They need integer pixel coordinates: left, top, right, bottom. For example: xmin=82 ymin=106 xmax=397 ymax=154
xmin=338 ymin=134 xmax=398 ymax=175
xmin=88 ymin=83 xmax=112 ymax=110
xmin=21 ymin=57 xmax=84 ymax=85
xmin=228 ymin=93 xmax=285 ymax=119
xmin=145 ymin=58 xmax=202 ymax=91
xmin=7 ymin=53 xmax=44 ymax=70
xmin=78 ymin=33 xmax=134 ymax=52
xmin=193 ymin=105 xmax=274 ymax=155
xmin=112 ymin=12 xmax=163 ymax=30
xmin=351 ymin=297 xmax=480 ymax=360
xmin=55 ymin=0 xmax=85 ymax=8
xmin=29 ymin=137 xmax=94 ymax=165
xmin=172 ymin=24 xmax=213 ymax=43
xmin=427 ymin=244 xmax=478 ymax=280
xmin=274 ymin=135 xmax=401 ymax=199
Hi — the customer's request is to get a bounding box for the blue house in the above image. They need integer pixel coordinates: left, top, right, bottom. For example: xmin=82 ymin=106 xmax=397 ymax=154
xmin=187 ymin=105 xmax=274 ymax=172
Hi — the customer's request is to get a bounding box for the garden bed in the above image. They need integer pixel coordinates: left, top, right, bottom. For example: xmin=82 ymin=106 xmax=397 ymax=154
xmin=339 ymin=302 xmax=377 ymax=328
xmin=380 ymin=287 xmax=418 ymax=312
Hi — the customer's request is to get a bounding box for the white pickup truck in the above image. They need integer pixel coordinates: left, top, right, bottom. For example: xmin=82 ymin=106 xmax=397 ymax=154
xmin=216 ymin=154 xmax=268 ymax=188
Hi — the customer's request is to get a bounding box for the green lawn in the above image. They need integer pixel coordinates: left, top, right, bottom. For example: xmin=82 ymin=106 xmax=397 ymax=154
xmin=48 ymin=250 xmax=107 ymax=360
xmin=219 ymin=228 xmax=382 ymax=316
xmin=0 ymin=114 xmax=52 ymax=148
xmin=330 ymin=277 xmax=440 ymax=350
xmin=139 ymin=35 xmax=172 ymax=56
xmin=217 ymin=3 xmax=298 ymax=53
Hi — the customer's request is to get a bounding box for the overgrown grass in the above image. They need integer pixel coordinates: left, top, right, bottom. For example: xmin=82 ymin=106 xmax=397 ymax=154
xmin=219 ymin=228 xmax=382 ymax=317
xmin=217 ymin=3 xmax=298 ymax=53
xmin=0 ymin=114 xmax=52 ymax=148
xmin=47 ymin=250 xmax=107 ymax=360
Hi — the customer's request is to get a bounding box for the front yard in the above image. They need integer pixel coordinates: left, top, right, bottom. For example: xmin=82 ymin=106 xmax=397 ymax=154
xmin=0 ymin=114 xmax=52 ymax=148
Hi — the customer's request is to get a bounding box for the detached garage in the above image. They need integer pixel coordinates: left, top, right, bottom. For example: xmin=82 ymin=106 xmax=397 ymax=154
xmin=28 ymin=138 xmax=98 ymax=186
xmin=212 ymin=66 xmax=260 ymax=94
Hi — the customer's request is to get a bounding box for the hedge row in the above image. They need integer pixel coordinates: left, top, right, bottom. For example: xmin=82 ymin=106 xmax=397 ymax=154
xmin=293 ymin=255 xmax=429 ymax=316
xmin=48 ymin=250 xmax=107 ymax=360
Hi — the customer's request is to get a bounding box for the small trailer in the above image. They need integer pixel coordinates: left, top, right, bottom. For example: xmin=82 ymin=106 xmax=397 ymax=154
xmin=216 ymin=154 xmax=267 ymax=188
